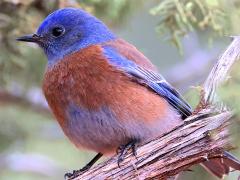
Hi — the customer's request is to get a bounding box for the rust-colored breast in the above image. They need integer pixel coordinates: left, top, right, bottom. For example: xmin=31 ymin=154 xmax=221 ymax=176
xmin=42 ymin=45 xmax=169 ymax=130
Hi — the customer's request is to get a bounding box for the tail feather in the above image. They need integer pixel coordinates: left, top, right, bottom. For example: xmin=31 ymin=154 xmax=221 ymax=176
xmin=201 ymin=151 xmax=240 ymax=179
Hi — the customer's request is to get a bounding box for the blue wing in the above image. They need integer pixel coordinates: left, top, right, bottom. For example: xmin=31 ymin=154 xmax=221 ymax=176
xmin=102 ymin=44 xmax=192 ymax=119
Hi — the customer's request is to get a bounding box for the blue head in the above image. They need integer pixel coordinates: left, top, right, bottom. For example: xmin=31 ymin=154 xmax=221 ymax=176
xmin=17 ymin=8 xmax=116 ymax=66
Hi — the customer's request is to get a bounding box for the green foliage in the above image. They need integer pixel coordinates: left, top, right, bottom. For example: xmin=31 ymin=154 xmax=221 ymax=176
xmin=0 ymin=0 xmax=50 ymax=86
xmin=78 ymin=0 xmax=143 ymax=25
xmin=150 ymin=0 xmax=235 ymax=52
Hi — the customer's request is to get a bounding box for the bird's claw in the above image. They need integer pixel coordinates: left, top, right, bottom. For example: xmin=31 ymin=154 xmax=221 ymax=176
xmin=64 ymin=153 xmax=102 ymax=179
xmin=64 ymin=166 xmax=90 ymax=180
xmin=64 ymin=171 xmax=75 ymax=180
xmin=117 ymin=139 xmax=138 ymax=167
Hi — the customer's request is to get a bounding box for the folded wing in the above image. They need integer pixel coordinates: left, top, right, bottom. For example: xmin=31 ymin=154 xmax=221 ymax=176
xmin=102 ymin=40 xmax=192 ymax=119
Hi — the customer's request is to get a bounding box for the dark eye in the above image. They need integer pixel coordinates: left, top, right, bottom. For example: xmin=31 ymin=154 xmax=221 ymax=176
xmin=51 ymin=27 xmax=65 ymax=37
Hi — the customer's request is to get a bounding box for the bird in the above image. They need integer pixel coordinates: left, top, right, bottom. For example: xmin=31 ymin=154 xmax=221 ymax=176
xmin=17 ymin=7 xmax=240 ymax=179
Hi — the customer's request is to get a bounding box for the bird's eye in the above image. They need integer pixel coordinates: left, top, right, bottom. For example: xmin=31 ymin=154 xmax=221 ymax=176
xmin=51 ymin=27 xmax=65 ymax=37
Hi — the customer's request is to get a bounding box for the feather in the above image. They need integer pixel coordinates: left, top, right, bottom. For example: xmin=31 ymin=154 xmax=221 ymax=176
xmin=103 ymin=41 xmax=192 ymax=119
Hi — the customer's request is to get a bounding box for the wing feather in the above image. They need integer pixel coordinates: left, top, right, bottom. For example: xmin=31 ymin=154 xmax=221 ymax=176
xmin=127 ymin=66 xmax=192 ymax=119
xmin=102 ymin=41 xmax=192 ymax=119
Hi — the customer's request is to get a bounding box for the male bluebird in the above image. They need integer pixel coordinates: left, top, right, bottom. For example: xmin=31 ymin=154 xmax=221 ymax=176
xmin=17 ymin=8 xmax=240 ymax=179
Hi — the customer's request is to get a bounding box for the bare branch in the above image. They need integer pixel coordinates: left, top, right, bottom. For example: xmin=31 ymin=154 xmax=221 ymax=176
xmin=203 ymin=37 xmax=240 ymax=104
xmin=71 ymin=111 xmax=232 ymax=180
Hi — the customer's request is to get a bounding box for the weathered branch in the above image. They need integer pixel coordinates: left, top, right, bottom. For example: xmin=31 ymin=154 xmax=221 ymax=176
xmin=71 ymin=111 xmax=232 ymax=180
xmin=70 ymin=37 xmax=240 ymax=180
xmin=203 ymin=37 xmax=240 ymax=104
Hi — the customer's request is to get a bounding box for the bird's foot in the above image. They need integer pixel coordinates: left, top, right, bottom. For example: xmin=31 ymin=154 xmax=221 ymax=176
xmin=64 ymin=153 xmax=102 ymax=179
xmin=64 ymin=165 xmax=91 ymax=180
xmin=117 ymin=139 xmax=138 ymax=167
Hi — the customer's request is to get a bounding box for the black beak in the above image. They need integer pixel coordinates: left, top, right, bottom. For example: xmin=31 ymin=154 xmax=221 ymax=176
xmin=16 ymin=34 xmax=41 ymax=43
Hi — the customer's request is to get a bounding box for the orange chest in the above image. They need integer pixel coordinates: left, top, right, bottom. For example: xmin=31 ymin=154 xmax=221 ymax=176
xmin=42 ymin=45 xmax=170 ymax=128
xmin=42 ymin=46 xmax=132 ymax=126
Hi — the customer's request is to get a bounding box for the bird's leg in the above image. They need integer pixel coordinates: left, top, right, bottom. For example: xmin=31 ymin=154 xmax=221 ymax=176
xmin=117 ymin=139 xmax=138 ymax=167
xmin=64 ymin=152 xmax=103 ymax=179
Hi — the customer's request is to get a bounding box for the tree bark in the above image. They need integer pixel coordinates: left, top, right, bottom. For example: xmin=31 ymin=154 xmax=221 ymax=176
xmin=69 ymin=37 xmax=240 ymax=180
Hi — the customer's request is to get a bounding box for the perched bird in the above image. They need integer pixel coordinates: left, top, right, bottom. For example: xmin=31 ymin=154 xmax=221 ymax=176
xmin=17 ymin=8 xmax=240 ymax=179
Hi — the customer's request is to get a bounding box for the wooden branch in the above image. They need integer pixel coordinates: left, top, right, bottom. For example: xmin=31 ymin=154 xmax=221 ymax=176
xmin=203 ymin=37 xmax=240 ymax=104
xmin=71 ymin=111 xmax=232 ymax=180
xmin=69 ymin=37 xmax=240 ymax=180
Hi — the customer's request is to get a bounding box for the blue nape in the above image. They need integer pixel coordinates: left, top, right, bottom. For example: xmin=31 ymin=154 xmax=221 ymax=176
xmin=36 ymin=8 xmax=116 ymax=66
xmin=103 ymin=45 xmax=137 ymax=69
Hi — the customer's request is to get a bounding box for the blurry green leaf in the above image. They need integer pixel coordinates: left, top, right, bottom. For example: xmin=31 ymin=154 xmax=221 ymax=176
xmin=205 ymin=0 xmax=219 ymax=7
xmin=150 ymin=0 xmax=232 ymax=51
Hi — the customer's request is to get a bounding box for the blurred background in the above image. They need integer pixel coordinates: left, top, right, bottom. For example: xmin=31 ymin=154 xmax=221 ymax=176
xmin=0 ymin=0 xmax=240 ymax=179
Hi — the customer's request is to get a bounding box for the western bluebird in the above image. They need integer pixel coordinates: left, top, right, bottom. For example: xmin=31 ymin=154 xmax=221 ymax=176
xmin=17 ymin=8 xmax=240 ymax=179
